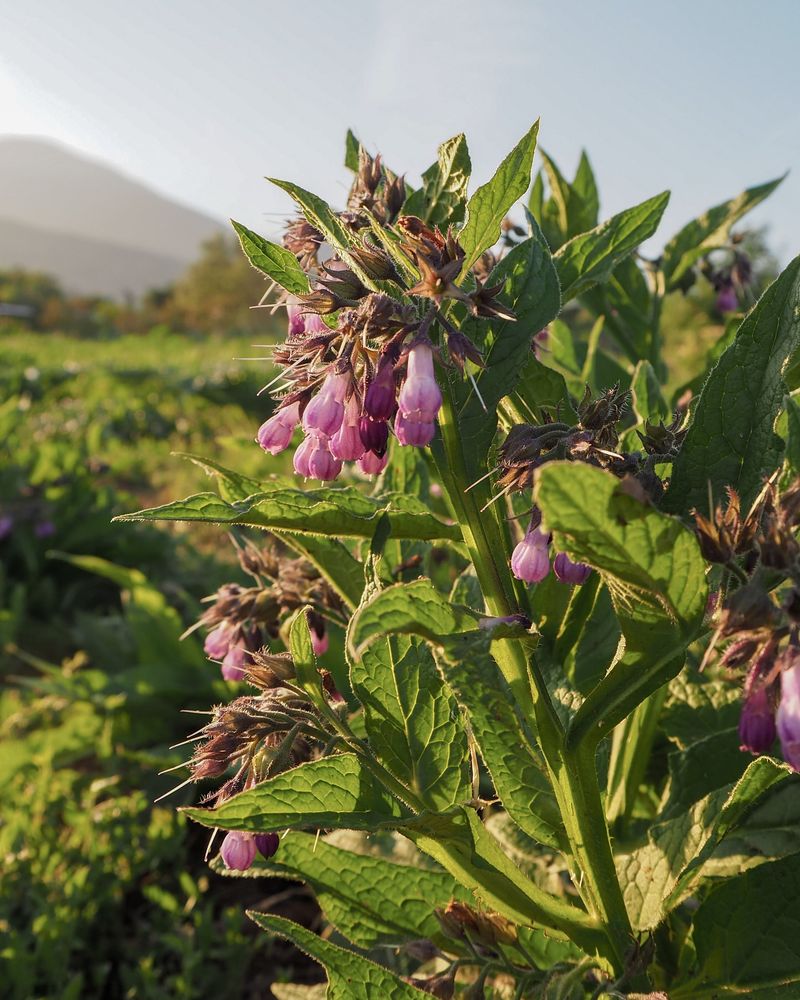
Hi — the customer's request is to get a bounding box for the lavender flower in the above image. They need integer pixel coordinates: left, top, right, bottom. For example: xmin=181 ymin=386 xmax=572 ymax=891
xmin=256 ymin=401 xmax=300 ymax=456
xmin=330 ymin=395 xmax=366 ymax=461
xmin=302 ymin=372 xmax=349 ymax=436
xmin=221 ymin=645 xmax=248 ymax=682
xmin=553 ymin=551 xmax=592 ymax=585
xmin=739 ymin=685 xmax=777 ymax=755
xmin=777 ymin=661 xmax=800 ymax=770
xmin=510 ymin=528 xmax=551 ymax=584
xmin=358 ymin=450 xmax=388 ymax=476
xmin=305 ymin=434 xmax=343 ymax=482
xmin=398 ymin=342 xmax=442 ymax=422
xmin=204 ymin=624 xmax=232 ymax=660
xmin=395 ymin=411 xmax=436 ymax=447
xmin=220 ymin=831 xmax=257 ymax=871
xmin=716 ymin=282 xmax=738 ymax=314
xmin=359 ymin=416 xmax=389 ymax=455
xmin=364 ymin=356 xmax=397 ymax=421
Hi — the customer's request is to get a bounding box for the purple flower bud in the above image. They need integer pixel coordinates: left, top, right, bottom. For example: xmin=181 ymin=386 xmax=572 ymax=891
xmin=739 ymin=685 xmax=777 ymax=755
xmin=0 ymin=515 xmax=12 ymax=540
xmin=220 ymin=831 xmax=257 ymax=871
xmin=358 ymin=450 xmax=388 ymax=476
xmin=256 ymin=401 xmax=300 ymax=456
xmin=254 ymin=832 xmax=280 ymax=860
xmin=359 ymin=416 xmax=389 ymax=455
xmin=287 ymin=299 xmax=306 ymax=336
xmin=395 ymin=412 xmax=436 ymax=447
xmin=510 ymin=528 xmax=551 ymax=584
xmin=302 ymin=372 xmax=349 ymax=436
xmin=35 ymin=520 xmax=56 ymax=539
xmin=364 ymin=358 xmax=397 ymax=421
xmin=204 ymin=624 xmax=231 ymax=660
xmin=553 ymin=551 xmax=592 ymax=585
xmin=398 ymin=343 xmax=442 ymax=421
xmin=222 ymin=645 xmax=247 ymax=681
xmin=306 ymin=434 xmax=342 ymax=482
xmin=716 ymin=283 xmax=738 ymax=314
xmin=292 ymin=434 xmax=315 ymax=478
xmin=310 ymin=624 xmax=329 ymax=656
xmin=330 ymin=396 xmax=365 ymax=461
xmin=777 ymin=663 xmax=800 ymax=771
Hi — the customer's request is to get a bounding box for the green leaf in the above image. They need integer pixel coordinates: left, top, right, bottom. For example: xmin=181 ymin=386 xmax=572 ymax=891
xmin=173 ymin=452 xmax=263 ymax=503
xmin=344 ymin=128 xmax=361 ymax=172
xmin=659 ymin=727 xmax=748 ymax=820
xmin=554 ymin=191 xmax=670 ymax=303
xmin=673 ymin=854 xmax=800 ymax=998
xmin=115 ymin=485 xmax=460 ymax=543
xmin=571 ymin=151 xmax=600 ymax=233
xmin=237 ymin=830 xmax=469 ymax=949
xmin=458 ymin=121 xmax=539 ymax=273
xmin=268 ymin=178 xmax=376 ymax=290
xmin=508 ymin=354 xmax=577 ymax=425
xmin=230 ymin=220 xmax=310 ymax=295
xmin=434 ymin=632 xmax=566 ymax=851
xmin=630 ymin=360 xmax=669 ymax=423
xmin=664 ymin=256 xmax=800 ymax=516
xmin=455 ymin=218 xmax=561 ymax=474
xmin=248 ymin=913 xmax=429 ymax=999
xmin=534 ymin=462 xmax=707 ymax=749
xmin=349 ymin=636 xmax=471 ymax=810
xmin=661 ymin=175 xmax=785 ymax=292
xmin=782 ymin=394 xmax=800 ymax=479
xmin=661 ymin=670 xmax=742 ymax=750
xmin=348 ymin=578 xmax=479 ymax=658
xmin=618 ymin=757 xmax=798 ymax=931
xmin=405 ymin=133 xmax=472 ymax=228
xmin=183 ymin=753 xmax=410 ymax=832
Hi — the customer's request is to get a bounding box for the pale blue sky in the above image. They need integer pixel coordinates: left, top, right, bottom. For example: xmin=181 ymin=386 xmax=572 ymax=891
xmin=2 ymin=0 xmax=799 ymax=260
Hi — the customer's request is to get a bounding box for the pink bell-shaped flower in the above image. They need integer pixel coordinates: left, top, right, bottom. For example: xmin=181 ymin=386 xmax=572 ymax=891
xmin=220 ymin=831 xmax=257 ymax=871
xmin=398 ymin=343 xmax=442 ymax=422
xmin=330 ymin=395 xmax=365 ymax=461
xmin=511 ymin=528 xmax=551 ymax=584
xmin=302 ymin=372 xmax=349 ymax=436
xmin=256 ymin=401 xmax=300 ymax=456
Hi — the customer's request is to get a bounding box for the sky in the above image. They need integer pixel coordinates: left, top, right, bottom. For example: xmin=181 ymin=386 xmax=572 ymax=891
xmin=2 ymin=0 xmax=799 ymax=261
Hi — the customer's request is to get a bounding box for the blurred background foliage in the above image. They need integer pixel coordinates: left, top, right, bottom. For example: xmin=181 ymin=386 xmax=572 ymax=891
xmin=0 ymin=218 xmax=780 ymax=998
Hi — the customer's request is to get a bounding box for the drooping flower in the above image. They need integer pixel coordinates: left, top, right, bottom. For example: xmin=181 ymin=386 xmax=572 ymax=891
xmin=777 ymin=660 xmax=800 ymax=771
xmin=395 ymin=411 xmax=436 ymax=447
xmin=254 ymin=832 xmax=280 ymax=860
xmin=510 ymin=528 xmax=551 ymax=584
xmin=398 ymin=342 xmax=442 ymax=422
xmin=220 ymin=831 xmax=257 ymax=871
xmin=305 ymin=434 xmax=342 ymax=482
xmin=739 ymin=684 xmax=777 ymax=755
xmin=553 ymin=551 xmax=592 ymax=585
xmin=330 ymin=395 xmax=366 ymax=462
xmin=358 ymin=450 xmax=388 ymax=476
xmin=204 ymin=624 xmax=232 ymax=661
xmin=359 ymin=416 xmax=389 ymax=455
xmin=221 ymin=644 xmax=248 ymax=681
xmin=301 ymin=372 xmax=349 ymax=436
xmin=715 ymin=281 xmax=738 ymax=314
xmin=256 ymin=401 xmax=301 ymax=455
xmin=364 ymin=356 xmax=397 ymax=421
xmin=310 ymin=623 xmax=329 ymax=656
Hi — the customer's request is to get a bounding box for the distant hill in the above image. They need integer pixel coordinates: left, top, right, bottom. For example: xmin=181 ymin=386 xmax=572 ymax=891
xmin=0 ymin=137 xmax=224 ymax=297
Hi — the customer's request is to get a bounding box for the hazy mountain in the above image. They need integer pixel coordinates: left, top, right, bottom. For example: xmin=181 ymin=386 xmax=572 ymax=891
xmin=0 ymin=137 xmax=224 ymax=297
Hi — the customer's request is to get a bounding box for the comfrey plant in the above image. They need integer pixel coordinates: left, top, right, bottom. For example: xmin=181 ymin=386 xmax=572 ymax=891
xmin=120 ymin=123 xmax=800 ymax=997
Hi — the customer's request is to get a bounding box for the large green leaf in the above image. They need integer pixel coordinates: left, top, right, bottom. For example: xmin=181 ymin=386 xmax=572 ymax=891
xmin=231 ymin=220 xmax=310 ymax=295
xmin=554 ymin=191 xmax=670 ymax=303
xmin=618 ymin=757 xmax=797 ymax=931
xmin=661 ymin=175 xmax=785 ymax=292
xmin=661 ymin=670 xmax=741 ymax=750
xmin=454 ymin=219 xmax=561 ymax=475
xmin=534 ymin=462 xmax=707 ymax=749
xmin=116 ymin=485 xmax=460 ymax=543
xmin=403 ymin=133 xmax=472 ymax=228
xmin=672 ymin=854 xmax=800 ymax=998
xmin=230 ymin=831 xmax=469 ymax=949
xmin=664 ymin=256 xmax=800 ymax=516
xmin=348 ymin=578 xmax=479 ymax=659
xmin=458 ymin=121 xmax=539 ymax=273
xmin=434 ymin=632 xmax=566 ymax=851
xmin=349 ymin=635 xmax=471 ymax=811
xmin=183 ymin=753 xmax=411 ymax=831
xmin=249 ymin=914 xmax=428 ymax=999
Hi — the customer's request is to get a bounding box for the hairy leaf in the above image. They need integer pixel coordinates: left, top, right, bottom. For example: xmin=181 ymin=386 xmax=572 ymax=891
xmin=458 ymin=121 xmax=539 ymax=272
xmin=184 ymin=754 xmax=411 ymax=831
xmin=116 ymin=485 xmax=460 ymax=542
xmin=664 ymin=256 xmax=800 ymax=516
xmin=249 ymin=914 xmax=428 ymax=998
xmin=404 ymin=133 xmax=472 ymax=228
xmin=555 ymin=191 xmax=670 ymax=303
xmin=231 ymin=220 xmax=310 ymax=295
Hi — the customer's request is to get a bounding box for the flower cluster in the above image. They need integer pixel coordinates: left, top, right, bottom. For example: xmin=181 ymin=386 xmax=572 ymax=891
xmin=699 ymin=479 xmax=800 ymax=770
xmin=509 ymin=510 xmax=591 ymax=587
xmin=698 ymin=236 xmax=754 ymax=314
xmin=198 ymin=538 xmax=343 ymax=680
xmin=254 ymin=151 xmax=516 ymax=482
